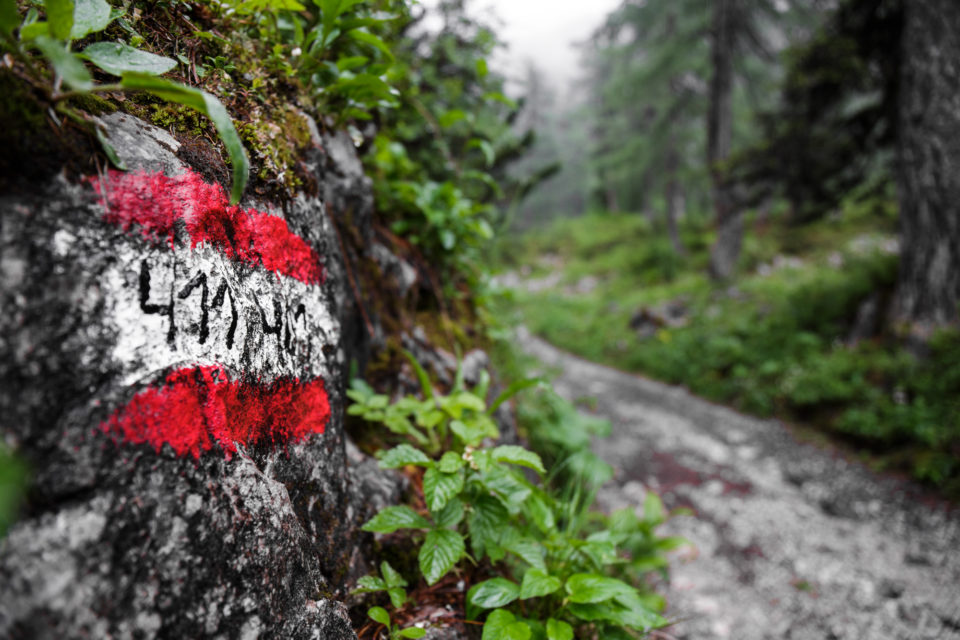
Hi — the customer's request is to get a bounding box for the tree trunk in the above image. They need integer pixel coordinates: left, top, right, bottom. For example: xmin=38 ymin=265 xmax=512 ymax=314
xmin=665 ymin=140 xmax=686 ymax=256
xmin=707 ymin=0 xmax=739 ymax=280
xmin=893 ymin=0 xmax=960 ymax=334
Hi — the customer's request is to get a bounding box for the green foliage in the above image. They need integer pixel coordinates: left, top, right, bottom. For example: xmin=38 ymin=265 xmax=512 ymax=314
xmin=352 ymin=560 xmax=409 ymax=608
xmin=1 ymin=0 xmax=250 ymax=202
xmin=0 ymin=445 xmax=28 ymax=538
xmin=355 ymin=355 xmax=678 ymax=637
xmin=366 ymin=605 xmax=427 ymax=639
xmin=505 ymin=205 xmax=960 ymax=493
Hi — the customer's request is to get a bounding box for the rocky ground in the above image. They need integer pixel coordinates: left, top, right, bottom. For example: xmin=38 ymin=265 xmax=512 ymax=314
xmin=518 ymin=328 xmax=960 ymax=640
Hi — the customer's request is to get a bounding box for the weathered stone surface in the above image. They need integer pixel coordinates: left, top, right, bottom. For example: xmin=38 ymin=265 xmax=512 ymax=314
xmin=0 ymin=114 xmax=376 ymax=638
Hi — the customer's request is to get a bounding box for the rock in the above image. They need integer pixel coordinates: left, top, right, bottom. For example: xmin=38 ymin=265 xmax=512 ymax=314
xmin=629 ymin=298 xmax=689 ymax=338
xmin=0 ymin=113 xmax=372 ymax=637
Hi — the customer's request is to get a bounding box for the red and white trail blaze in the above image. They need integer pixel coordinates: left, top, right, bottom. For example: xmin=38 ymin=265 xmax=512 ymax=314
xmin=101 ymin=366 xmax=330 ymax=458
xmin=93 ymin=169 xmax=334 ymax=457
xmin=93 ymin=168 xmax=325 ymax=286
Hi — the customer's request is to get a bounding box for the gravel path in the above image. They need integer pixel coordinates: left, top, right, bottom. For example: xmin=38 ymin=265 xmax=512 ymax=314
xmin=518 ymin=329 xmax=960 ymax=640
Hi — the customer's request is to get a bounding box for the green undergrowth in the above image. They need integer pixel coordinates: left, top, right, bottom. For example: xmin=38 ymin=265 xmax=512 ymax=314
xmin=349 ymin=350 xmax=685 ymax=638
xmin=500 ymin=201 xmax=960 ymax=495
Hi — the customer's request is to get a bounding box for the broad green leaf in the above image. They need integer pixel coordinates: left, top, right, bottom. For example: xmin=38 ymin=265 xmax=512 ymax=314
xmin=70 ymin=0 xmax=110 ymax=38
xmin=43 ymin=0 xmax=73 ymax=40
xmin=82 ymin=42 xmax=176 ymax=76
xmin=467 ymin=578 xmax=519 ymax=609
xmin=475 ymin=57 xmax=488 ymax=78
xmin=491 ymin=445 xmax=545 ymax=474
xmin=336 ymin=55 xmax=369 ymax=71
xmin=655 ymin=535 xmax=690 ymax=551
xmin=433 ymin=497 xmax=463 ymax=528
xmin=482 ymin=610 xmax=531 ymax=640
xmin=0 ymin=0 xmax=19 ymax=38
xmin=419 ymin=528 xmax=464 ymax=585
xmin=437 ymin=450 xmax=464 ymax=473
xmin=367 ymin=606 xmax=390 ymax=626
xmin=380 ymin=561 xmax=406 ymax=589
xmin=504 ymin=537 xmax=546 ymax=571
xmin=120 ymin=73 xmax=249 ymax=204
xmin=377 ymin=444 xmax=431 ymax=469
xmin=568 ymin=599 xmax=666 ymax=631
xmin=488 ymin=379 xmax=541 ymax=414
xmin=480 ymin=466 xmax=531 ymax=509
xmin=423 ymin=467 xmax=463 ymax=512
xmin=546 ymin=618 xmax=573 ymax=640
xmin=19 ymin=21 xmax=51 ymax=39
xmin=34 ymin=36 xmax=91 ymax=90
xmin=347 ymin=28 xmax=394 ymax=60
xmin=524 ymin=492 xmax=555 ymax=534
xmin=362 ymin=505 xmax=430 ymax=533
xmin=353 ymin=575 xmax=386 ymax=592
xmin=398 ymin=628 xmax=426 ymax=639
xmin=387 ymin=587 xmax=406 ymax=609
xmin=520 ymin=569 xmax=561 ymax=599
xmin=565 ymin=573 xmax=635 ymax=604
xmin=643 ymin=491 xmax=665 ymax=525
xmin=467 ymin=495 xmax=508 ymax=560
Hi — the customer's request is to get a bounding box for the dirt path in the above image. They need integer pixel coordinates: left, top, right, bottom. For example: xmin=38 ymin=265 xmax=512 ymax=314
xmin=518 ymin=328 xmax=960 ymax=640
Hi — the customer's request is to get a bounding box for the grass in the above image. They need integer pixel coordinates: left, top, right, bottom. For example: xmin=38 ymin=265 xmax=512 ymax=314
xmin=496 ymin=199 xmax=960 ymax=496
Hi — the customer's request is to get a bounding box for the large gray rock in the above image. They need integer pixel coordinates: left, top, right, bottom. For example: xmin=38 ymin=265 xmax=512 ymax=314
xmin=0 ymin=113 xmax=380 ymax=638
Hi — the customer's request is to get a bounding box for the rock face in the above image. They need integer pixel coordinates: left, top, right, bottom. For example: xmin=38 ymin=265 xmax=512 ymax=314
xmin=0 ymin=113 xmax=376 ymax=638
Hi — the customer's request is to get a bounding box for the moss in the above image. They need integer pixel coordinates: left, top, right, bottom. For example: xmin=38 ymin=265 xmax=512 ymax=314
xmin=237 ymin=105 xmax=313 ymax=191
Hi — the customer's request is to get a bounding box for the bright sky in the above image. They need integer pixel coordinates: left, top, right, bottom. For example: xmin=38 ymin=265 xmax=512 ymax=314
xmin=471 ymin=0 xmax=624 ymax=92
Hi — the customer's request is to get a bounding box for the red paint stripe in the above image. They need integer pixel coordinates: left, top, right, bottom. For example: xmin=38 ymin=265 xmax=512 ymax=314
xmin=93 ymin=169 xmax=325 ymax=286
xmin=101 ymin=366 xmax=330 ymax=458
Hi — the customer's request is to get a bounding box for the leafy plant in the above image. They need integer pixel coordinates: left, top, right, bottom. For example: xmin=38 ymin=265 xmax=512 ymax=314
xmin=355 ymin=354 xmax=676 ymax=638
xmin=366 ymin=605 xmax=426 ymax=639
xmin=353 ymin=560 xmax=409 ymax=609
xmin=0 ymin=0 xmax=249 ymax=202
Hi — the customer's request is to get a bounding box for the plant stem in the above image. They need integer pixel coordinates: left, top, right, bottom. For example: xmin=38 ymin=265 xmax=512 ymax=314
xmin=52 ymin=83 xmax=124 ymax=103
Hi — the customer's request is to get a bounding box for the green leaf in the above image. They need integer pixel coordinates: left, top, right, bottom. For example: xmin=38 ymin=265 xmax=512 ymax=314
xmin=422 ymin=467 xmax=463 ymax=512
xmin=34 ymin=36 xmax=92 ymax=90
xmin=568 ymin=600 xmax=666 ymax=631
xmin=546 ymin=618 xmax=573 ymax=640
xmin=524 ymin=492 xmax=555 ymax=534
xmin=480 ymin=466 xmax=531 ymax=509
xmin=643 ymin=491 xmax=665 ymax=525
xmin=504 ymin=537 xmax=546 ymax=571
xmin=437 ymin=450 xmax=464 ymax=473
xmin=419 ymin=528 xmax=464 ymax=585
xmin=43 ymin=0 xmax=73 ymax=40
xmin=367 ymin=606 xmax=390 ymax=627
xmin=398 ymin=628 xmax=426 ymax=639
xmin=82 ymin=42 xmax=176 ymax=76
xmin=488 ymin=379 xmax=541 ymax=414
xmin=95 ymin=127 xmax=127 ymax=170
xmin=353 ymin=575 xmax=386 ymax=592
xmin=381 ymin=561 xmax=407 ymax=589
xmin=347 ymin=28 xmax=394 ymax=60
xmin=377 ymin=444 xmax=432 ymax=469
xmin=520 ymin=569 xmax=561 ymax=599
xmin=0 ymin=0 xmax=20 ymax=38
xmin=482 ymin=610 xmax=531 ymax=640
xmin=362 ymin=505 xmax=431 ymax=533
xmin=491 ymin=445 xmax=545 ymax=474
xmin=19 ymin=21 xmax=50 ymax=39
xmin=467 ymin=495 xmax=508 ymax=560
xmin=387 ymin=587 xmax=406 ymax=609
xmin=401 ymin=350 xmax=434 ymax=400
xmin=565 ymin=574 xmax=635 ymax=604
xmin=467 ymin=578 xmax=520 ymax=609
xmin=475 ymin=57 xmax=488 ymax=78
xmin=120 ymin=73 xmax=249 ymax=204
xmin=70 ymin=0 xmax=110 ymax=39
xmin=433 ymin=496 xmax=464 ymax=528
